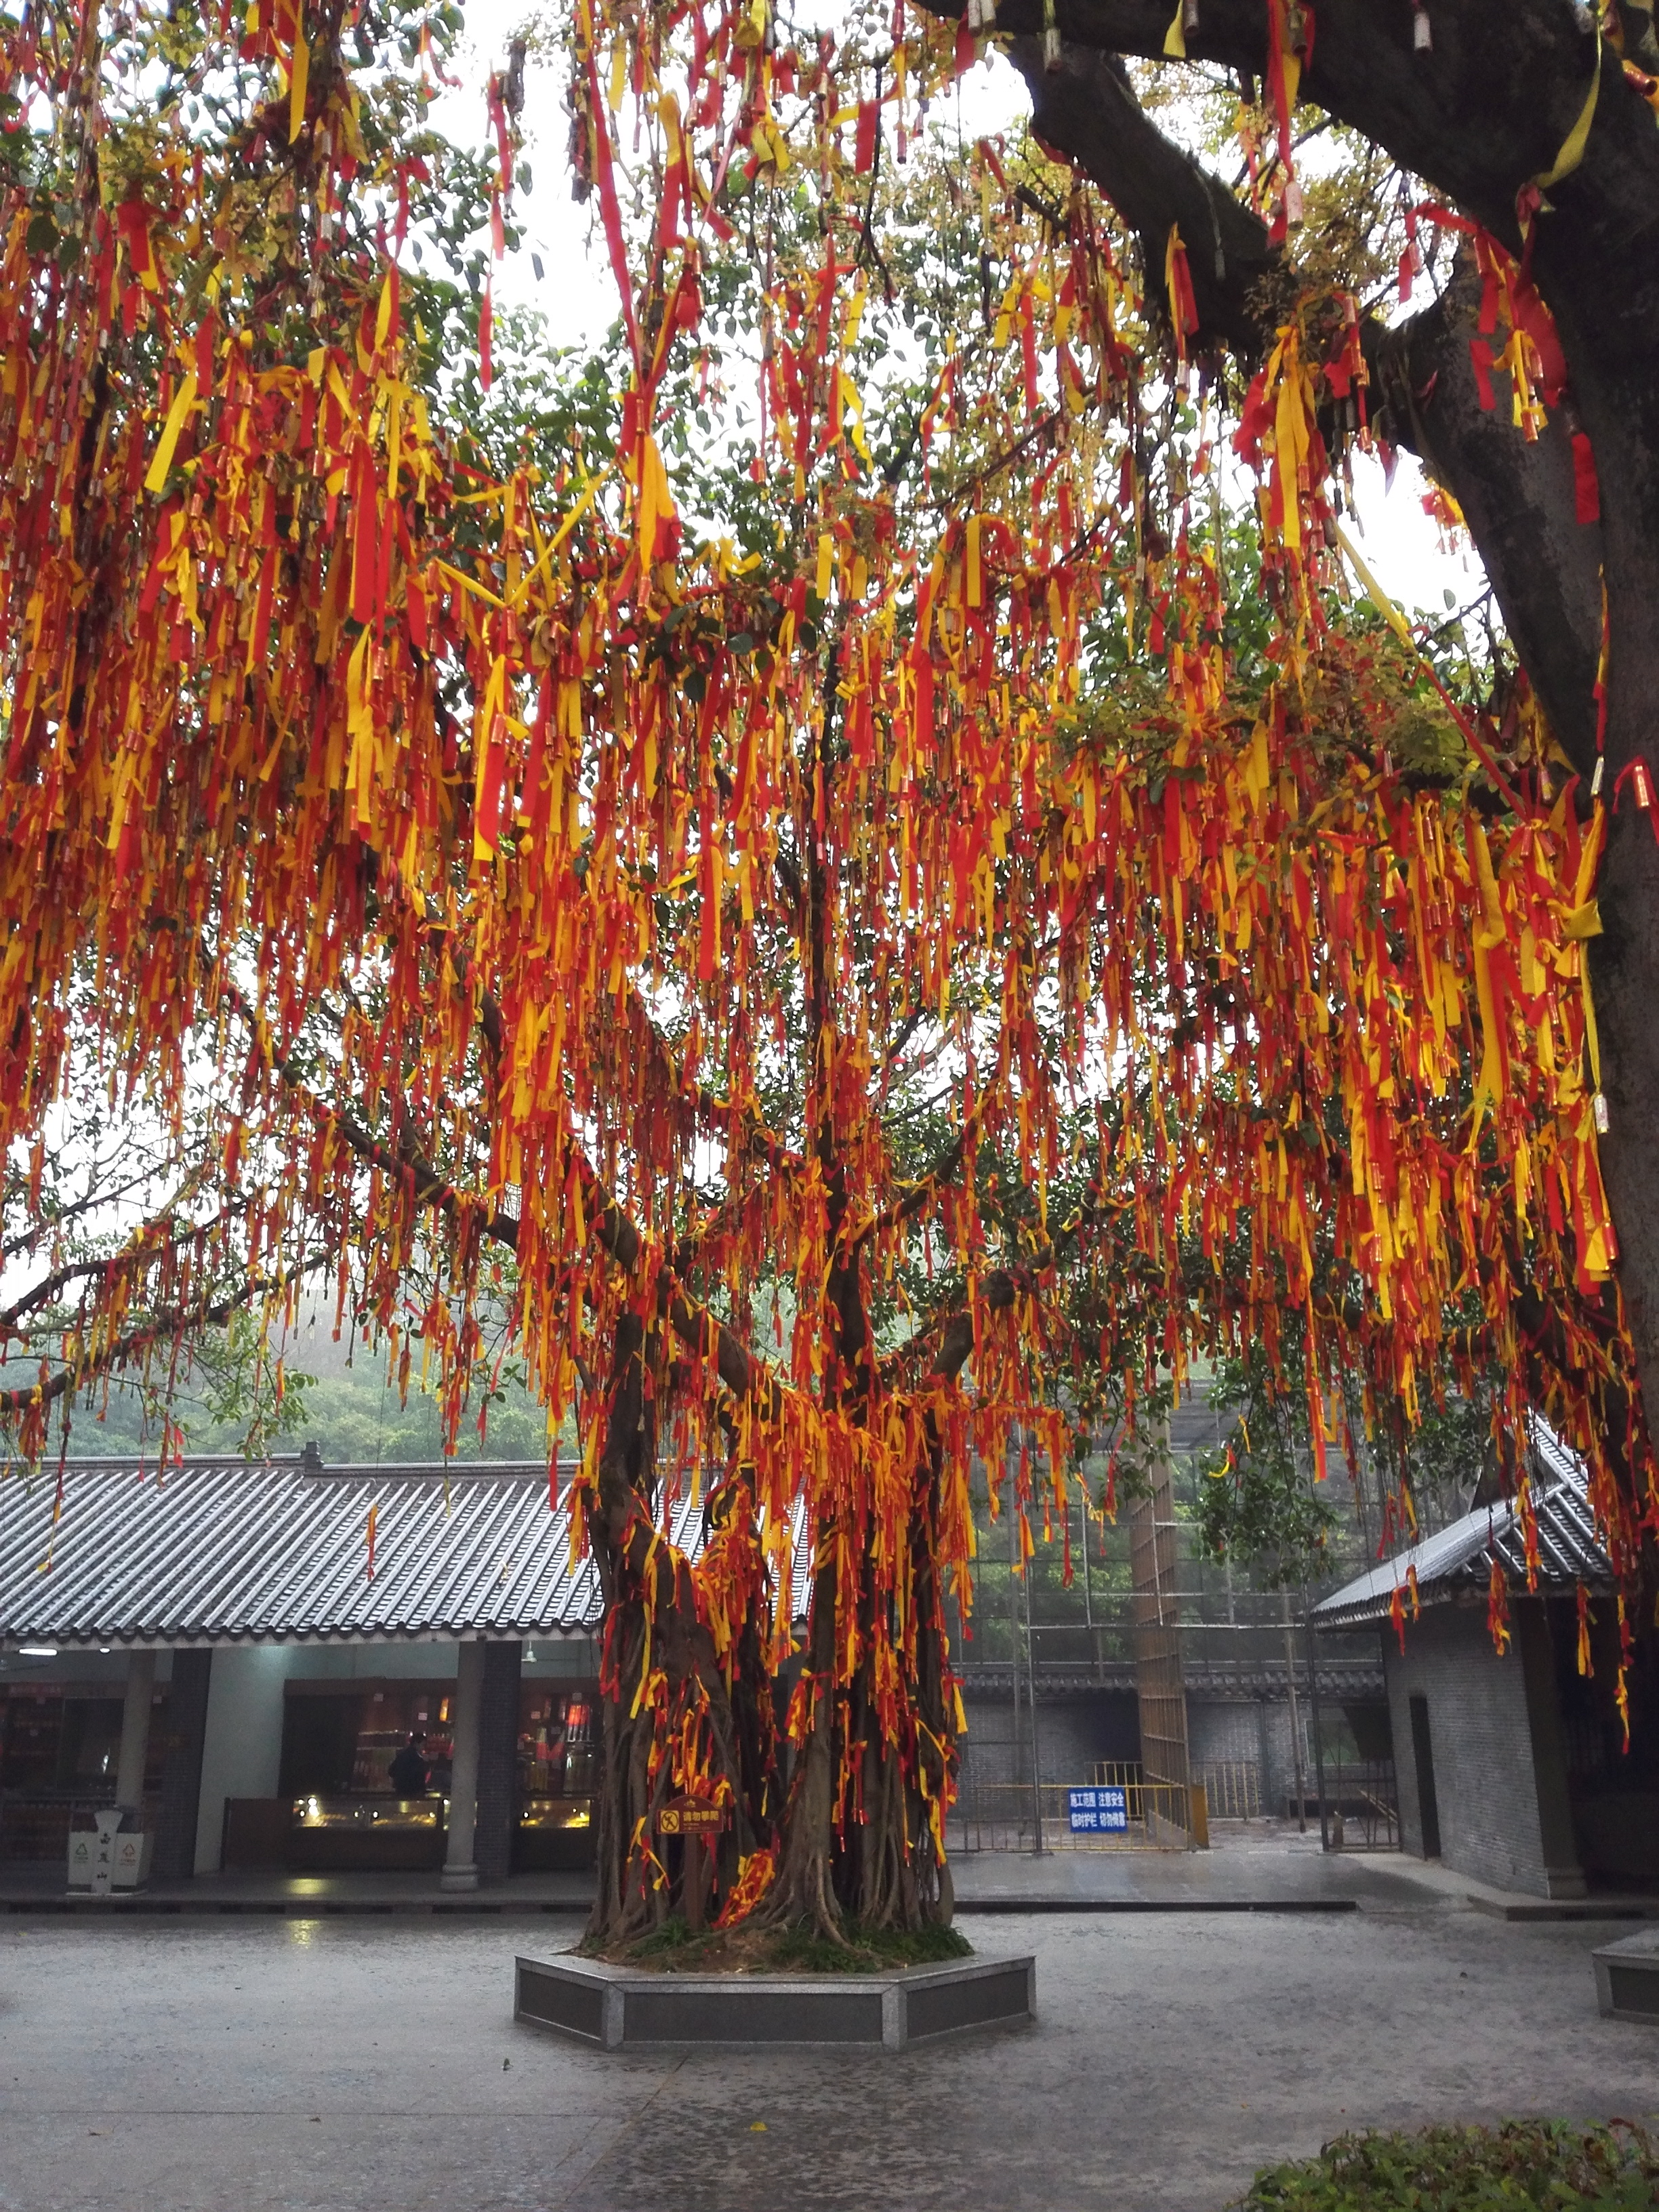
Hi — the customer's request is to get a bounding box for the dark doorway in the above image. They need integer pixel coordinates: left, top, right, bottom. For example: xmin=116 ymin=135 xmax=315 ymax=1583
xmin=54 ymin=1697 xmax=125 ymax=1790
xmin=278 ymin=1692 xmax=364 ymax=1797
xmin=1409 ymin=1695 xmax=1441 ymax=1858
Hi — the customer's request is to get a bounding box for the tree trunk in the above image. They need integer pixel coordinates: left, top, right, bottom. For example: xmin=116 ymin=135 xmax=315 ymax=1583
xmin=844 ymin=1426 xmax=960 ymax=1929
xmin=756 ymin=1458 xmax=959 ymax=1937
xmin=755 ymin=1278 xmax=1014 ymax=1936
xmin=756 ymin=1547 xmax=846 ymax=1937
xmin=583 ymin=1311 xmax=781 ymax=1950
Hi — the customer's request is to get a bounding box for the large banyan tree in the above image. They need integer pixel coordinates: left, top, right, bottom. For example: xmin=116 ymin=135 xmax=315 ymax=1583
xmin=0 ymin=0 xmax=1653 ymax=1944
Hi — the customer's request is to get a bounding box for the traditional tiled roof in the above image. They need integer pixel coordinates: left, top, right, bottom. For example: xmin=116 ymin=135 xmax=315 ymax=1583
xmin=1311 ymin=1425 xmax=1608 ymax=1631
xmin=0 ymin=1456 xmax=802 ymax=1647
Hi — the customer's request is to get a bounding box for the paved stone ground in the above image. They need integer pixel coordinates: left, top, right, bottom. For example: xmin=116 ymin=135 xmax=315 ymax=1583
xmin=0 ymin=1864 xmax=598 ymax=1914
xmin=949 ymin=1822 xmax=1442 ymax=1906
xmin=1 ymin=1885 xmax=1654 ymax=2212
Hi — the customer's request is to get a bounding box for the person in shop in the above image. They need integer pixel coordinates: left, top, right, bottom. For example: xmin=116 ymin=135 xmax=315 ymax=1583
xmin=388 ymin=1732 xmax=430 ymax=1798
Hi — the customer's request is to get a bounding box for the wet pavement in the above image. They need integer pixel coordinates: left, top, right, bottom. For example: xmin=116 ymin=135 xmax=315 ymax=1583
xmin=0 ymin=1865 xmax=596 ymax=1916
xmin=3 ymin=1849 xmax=1656 ymax=2211
xmin=949 ymin=1826 xmax=1659 ymax=1917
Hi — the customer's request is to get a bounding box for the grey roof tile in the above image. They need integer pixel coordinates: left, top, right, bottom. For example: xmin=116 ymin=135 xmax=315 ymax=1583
xmin=1 ymin=1458 xmax=632 ymax=1645
xmin=1311 ymin=1421 xmax=1610 ymax=1629
xmin=0 ymin=1456 xmax=813 ymax=1647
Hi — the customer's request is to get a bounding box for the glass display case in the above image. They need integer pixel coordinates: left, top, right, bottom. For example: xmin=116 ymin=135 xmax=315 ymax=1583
xmin=519 ymin=1686 xmax=596 ymax=1795
xmin=514 ymin=1686 xmax=597 ymax=1869
xmin=288 ymin=1793 xmax=446 ymax=1872
xmin=350 ymin=1686 xmax=454 ymax=1795
xmin=278 ymin=1681 xmax=452 ymax=1870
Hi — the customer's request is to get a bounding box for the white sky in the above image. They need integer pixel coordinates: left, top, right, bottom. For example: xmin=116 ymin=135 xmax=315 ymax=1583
xmin=441 ymin=9 xmax=1479 ymax=617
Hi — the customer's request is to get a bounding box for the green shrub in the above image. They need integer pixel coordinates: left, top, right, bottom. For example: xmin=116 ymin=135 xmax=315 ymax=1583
xmin=1238 ymin=2121 xmax=1659 ymax=2210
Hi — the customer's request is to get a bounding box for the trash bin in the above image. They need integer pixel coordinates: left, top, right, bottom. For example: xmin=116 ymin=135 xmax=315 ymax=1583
xmin=110 ymin=1826 xmax=152 ymax=1889
xmin=66 ymin=1808 xmax=151 ymax=1893
xmin=66 ymin=1827 xmax=96 ymax=1889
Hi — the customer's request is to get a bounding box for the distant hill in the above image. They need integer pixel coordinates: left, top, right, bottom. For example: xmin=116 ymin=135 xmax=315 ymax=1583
xmin=1 ymin=1296 xmax=571 ymax=1467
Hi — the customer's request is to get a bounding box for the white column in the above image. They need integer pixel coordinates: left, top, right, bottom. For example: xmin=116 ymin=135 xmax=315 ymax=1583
xmin=441 ymin=1639 xmax=485 ymax=1892
xmin=192 ymin=1646 xmax=289 ymax=1874
xmin=115 ymin=1650 xmax=157 ymax=1811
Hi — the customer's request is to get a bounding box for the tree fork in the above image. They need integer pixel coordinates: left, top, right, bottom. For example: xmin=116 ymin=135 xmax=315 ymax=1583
xmin=998 ymin=36 xmax=1609 ymax=761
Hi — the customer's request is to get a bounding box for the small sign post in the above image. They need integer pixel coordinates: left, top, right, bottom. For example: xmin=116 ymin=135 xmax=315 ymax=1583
xmin=89 ymin=1806 xmax=125 ymax=1896
xmin=656 ymin=1795 xmax=729 ymax=1929
xmin=1066 ymin=1785 xmax=1128 ymax=1835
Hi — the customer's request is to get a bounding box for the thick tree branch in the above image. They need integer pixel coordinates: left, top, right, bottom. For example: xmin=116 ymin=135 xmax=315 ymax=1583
xmin=934 ymin=1269 xmax=1021 ymax=1381
xmin=866 ymin=1092 xmax=989 ymax=1246
xmin=1006 ymin=37 xmax=1280 ymax=365
xmin=609 ymin=962 xmax=805 ymax=1176
xmin=391 ymin=846 xmax=803 ymax=1181
xmin=963 ymin=28 xmax=1610 ymax=766
xmin=879 ymin=1268 xmax=1021 ymax=1386
xmin=1370 ymin=253 xmax=1603 ymax=773
xmin=0 ymin=1244 xmax=338 ymax=1418
xmin=967 ymin=2 xmax=1635 ymax=252
xmin=250 ymin=1008 xmax=784 ymax=1421
xmin=0 ymin=1205 xmax=247 ymax=1338
xmin=1 ymin=1159 xmax=172 ymax=1263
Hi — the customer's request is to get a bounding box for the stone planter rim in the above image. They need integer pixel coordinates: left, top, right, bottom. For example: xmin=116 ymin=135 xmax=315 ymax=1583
xmin=514 ymin=1945 xmax=1036 ymax=2050
xmin=525 ymin=1946 xmax=1027 ymax=1987
xmin=1592 ymin=1925 xmax=1659 ymax=2024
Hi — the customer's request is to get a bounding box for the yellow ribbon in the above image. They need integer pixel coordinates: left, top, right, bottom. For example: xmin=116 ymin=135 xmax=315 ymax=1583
xmin=144 ymin=370 xmax=199 ymax=495
xmin=1535 ymin=22 xmax=1601 ymax=193
xmin=289 ymin=19 xmax=310 ymax=145
xmin=1331 ymin=520 xmax=1419 ymax=649
xmin=507 ymin=467 xmax=611 ymax=611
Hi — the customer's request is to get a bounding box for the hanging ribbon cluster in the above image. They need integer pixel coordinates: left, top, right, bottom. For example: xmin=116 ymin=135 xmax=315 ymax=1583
xmin=0 ymin=0 xmax=1651 ymax=1921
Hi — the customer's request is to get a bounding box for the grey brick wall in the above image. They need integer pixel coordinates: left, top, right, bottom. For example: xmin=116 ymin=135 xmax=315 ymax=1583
xmin=962 ymin=1688 xmax=1321 ymax=1812
xmin=960 ymin=1683 xmax=1391 ymax=1828
xmin=1189 ymin=1697 xmax=1311 ymax=1816
xmin=474 ymin=1640 xmax=522 ymax=1883
xmin=1384 ymin=1599 xmax=1580 ymax=1898
xmin=958 ymin=1689 xmax=1139 ymax=1789
xmin=152 ymin=1650 xmax=212 ymax=1880
xmin=1187 ymin=1701 xmax=1263 ymax=1768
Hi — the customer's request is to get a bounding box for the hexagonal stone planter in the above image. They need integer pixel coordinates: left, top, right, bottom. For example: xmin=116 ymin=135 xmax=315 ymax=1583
xmin=1593 ymin=1927 xmax=1659 ymax=2021
xmin=514 ymin=1948 xmax=1035 ymax=2050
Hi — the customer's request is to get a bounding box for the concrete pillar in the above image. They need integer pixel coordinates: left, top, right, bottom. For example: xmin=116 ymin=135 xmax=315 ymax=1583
xmin=115 ymin=1650 xmax=157 ymax=1811
xmin=193 ymin=1646 xmax=289 ymax=1874
xmin=152 ymin=1650 xmax=213 ymax=1881
xmin=475 ymin=1641 xmax=523 ymax=1884
xmin=441 ymin=1639 xmax=485 ymax=1892
xmin=1517 ymin=1600 xmax=1587 ymax=1900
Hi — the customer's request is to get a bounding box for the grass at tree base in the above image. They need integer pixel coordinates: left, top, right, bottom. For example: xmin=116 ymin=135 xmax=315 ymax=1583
xmin=1237 ymin=2121 xmax=1658 ymax=2209
xmin=579 ymin=1917 xmax=974 ymax=1975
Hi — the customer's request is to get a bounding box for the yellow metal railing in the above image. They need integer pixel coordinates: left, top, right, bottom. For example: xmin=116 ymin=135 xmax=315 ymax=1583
xmin=1193 ymin=1760 xmax=1263 ymax=1820
xmin=1092 ymin=1757 xmax=1265 ymax=1822
xmin=950 ymin=1780 xmax=1202 ymax=1851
